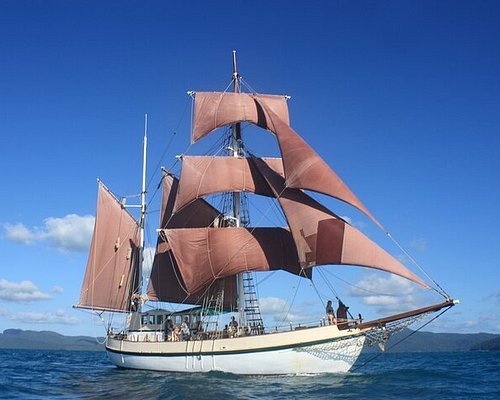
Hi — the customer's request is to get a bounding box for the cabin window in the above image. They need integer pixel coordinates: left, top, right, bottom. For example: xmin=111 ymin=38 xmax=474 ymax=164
xmin=157 ymin=315 xmax=163 ymax=326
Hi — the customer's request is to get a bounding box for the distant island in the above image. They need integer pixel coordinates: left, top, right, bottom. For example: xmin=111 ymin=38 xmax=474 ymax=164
xmin=0 ymin=329 xmax=104 ymax=352
xmin=0 ymin=328 xmax=498 ymax=352
xmin=362 ymin=328 xmax=500 ymax=353
xmin=470 ymin=336 xmax=500 ymax=351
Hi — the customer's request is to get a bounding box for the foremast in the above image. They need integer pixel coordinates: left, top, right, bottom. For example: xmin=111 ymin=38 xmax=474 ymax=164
xmin=136 ymin=114 xmax=148 ymax=312
xmin=127 ymin=114 xmax=148 ymax=319
xmin=76 ymin=115 xmax=147 ymax=317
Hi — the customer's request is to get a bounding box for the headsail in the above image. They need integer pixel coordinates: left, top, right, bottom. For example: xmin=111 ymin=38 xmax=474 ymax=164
xmin=76 ymin=181 xmax=140 ymax=313
xmin=253 ymin=97 xmax=384 ymax=231
xmin=250 ymin=156 xmax=428 ymax=287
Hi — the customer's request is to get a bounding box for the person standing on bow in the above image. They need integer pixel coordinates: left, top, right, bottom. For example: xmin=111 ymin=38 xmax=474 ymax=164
xmin=336 ymin=300 xmax=349 ymax=330
xmin=326 ymin=300 xmax=337 ymax=325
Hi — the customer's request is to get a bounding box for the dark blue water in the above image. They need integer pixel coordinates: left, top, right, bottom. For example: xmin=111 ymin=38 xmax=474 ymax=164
xmin=0 ymin=350 xmax=498 ymax=399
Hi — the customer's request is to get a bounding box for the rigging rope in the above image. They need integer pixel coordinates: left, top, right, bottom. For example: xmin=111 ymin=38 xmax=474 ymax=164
xmin=277 ymin=276 xmax=302 ymax=326
xmin=239 ymin=77 xmax=260 ymax=95
xmin=146 ymin=95 xmax=191 ymax=189
xmin=301 ymin=178 xmax=451 ymax=300
xmin=319 ymin=267 xmax=428 ymax=298
xmin=315 ymin=268 xmax=358 ymax=320
xmin=386 ymin=232 xmax=450 ymax=299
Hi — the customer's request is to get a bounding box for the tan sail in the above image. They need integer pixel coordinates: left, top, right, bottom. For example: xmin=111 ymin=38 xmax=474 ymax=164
xmin=147 ymin=172 xmax=237 ymax=308
xmin=77 ymin=181 xmax=140 ymax=312
xmin=254 ymin=97 xmax=384 ymax=231
xmin=189 ymin=92 xmax=383 ymax=230
xmin=191 ymin=92 xmax=290 ymax=143
xmin=162 ymin=227 xmax=308 ymax=294
xmin=147 ymin=240 xmax=237 ymax=309
xmin=173 ymin=156 xmax=284 ymax=213
xmin=158 ymin=171 xmax=223 ymax=229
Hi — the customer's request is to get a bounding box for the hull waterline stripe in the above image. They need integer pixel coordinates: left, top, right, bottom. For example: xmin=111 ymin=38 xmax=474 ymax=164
xmin=106 ymin=332 xmax=364 ymax=357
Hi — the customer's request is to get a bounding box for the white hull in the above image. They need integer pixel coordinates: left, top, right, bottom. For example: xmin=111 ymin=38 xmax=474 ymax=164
xmin=106 ymin=325 xmax=366 ymax=375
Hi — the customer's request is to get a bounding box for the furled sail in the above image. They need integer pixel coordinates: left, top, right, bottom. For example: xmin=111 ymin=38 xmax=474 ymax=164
xmin=251 ymin=156 xmax=429 ymax=288
xmin=173 ymin=156 xmax=284 ymax=213
xmin=76 ymin=181 xmax=140 ymax=312
xmin=147 ymin=172 xmax=237 ymax=308
xmin=191 ymin=92 xmax=290 ymax=143
xmin=162 ymin=227 xmax=308 ymax=294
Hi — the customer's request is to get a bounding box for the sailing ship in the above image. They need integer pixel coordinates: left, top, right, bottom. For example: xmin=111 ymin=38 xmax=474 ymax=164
xmin=76 ymin=52 xmax=457 ymax=374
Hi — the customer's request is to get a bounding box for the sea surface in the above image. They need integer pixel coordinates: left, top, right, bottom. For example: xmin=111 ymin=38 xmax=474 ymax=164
xmin=0 ymin=349 xmax=498 ymax=399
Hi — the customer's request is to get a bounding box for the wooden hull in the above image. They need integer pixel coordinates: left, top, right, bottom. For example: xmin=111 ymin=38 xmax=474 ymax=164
xmin=106 ymin=325 xmax=366 ymax=374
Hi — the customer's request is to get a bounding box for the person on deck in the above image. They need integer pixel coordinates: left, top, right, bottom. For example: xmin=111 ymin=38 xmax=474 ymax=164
xmin=180 ymin=317 xmax=191 ymax=341
xmin=336 ymin=300 xmax=349 ymax=330
xmin=326 ymin=300 xmax=337 ymax=325
xmin=165 ymin=319 xmax=174 ymax=341
xmin=229 ymin=316 xmax=238 ymax=338
xmin=172 ymin=325 xmax=180 ymax=341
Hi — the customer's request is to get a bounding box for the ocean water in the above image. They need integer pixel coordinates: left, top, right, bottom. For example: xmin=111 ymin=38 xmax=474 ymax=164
xmin=0 ymin=350 xmax=498 ymax=399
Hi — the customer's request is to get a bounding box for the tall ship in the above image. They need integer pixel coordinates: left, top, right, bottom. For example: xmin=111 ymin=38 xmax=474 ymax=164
xmin=75 ymin=52 xmax=457 ymax=374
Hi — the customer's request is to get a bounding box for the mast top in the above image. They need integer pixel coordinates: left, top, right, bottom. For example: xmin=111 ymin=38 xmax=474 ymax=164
xmin=232 ymin=50 xmax=240 ymax=93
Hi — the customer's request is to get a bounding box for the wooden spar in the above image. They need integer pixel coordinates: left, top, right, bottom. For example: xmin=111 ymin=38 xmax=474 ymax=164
xmin=356 ymin=299 xmax=456 ymax=330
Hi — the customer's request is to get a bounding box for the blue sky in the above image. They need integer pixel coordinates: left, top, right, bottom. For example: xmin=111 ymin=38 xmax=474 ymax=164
xmin=1 ymin=0 xmax=499 ymax=336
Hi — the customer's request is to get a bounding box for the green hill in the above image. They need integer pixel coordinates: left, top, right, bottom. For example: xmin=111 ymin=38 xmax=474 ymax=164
xmin=470 ymin=336 xmax=500 ymax=351
xmin=0 ymin=329 xmax=105 ymax=351
xmin=362 ymin=329 xmax=499 ymax=353
xmin=1 ymin=328 xmax=498 ymax=353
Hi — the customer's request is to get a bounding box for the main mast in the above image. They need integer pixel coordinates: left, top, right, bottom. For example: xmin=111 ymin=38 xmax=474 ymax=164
xmin=231 ymin=51 xmax=246 ymax=326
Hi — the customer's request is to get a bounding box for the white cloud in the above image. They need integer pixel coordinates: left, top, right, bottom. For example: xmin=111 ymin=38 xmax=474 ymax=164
xmin=0 ymin=279 xmax=52 ymax=302
xmin=5 ymin=309 xmax=79 ymax=326
xmin=362 ymin=295 xmax=401 ymax=306
xmin=259 ymin=296 xmax=288 ymax=314
xmin=39 ymin=214 xmax=95 ymax=251
xmin=350 ymin=274 xmax=418 ymax=296
xmin=259 ymin=297 xmax=314 ymax=323
xmin=348 ymin=274 xmax=424 ymax=314
xmin=52 ymin=286 xmax=64 ymax=293
xmin=3 ymin=214 xmax=94 ymax=252
xmin=3 ymin=223 xmax=34 ymax=245
xmin=426 ymin=315 xmax=497 ymax=334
